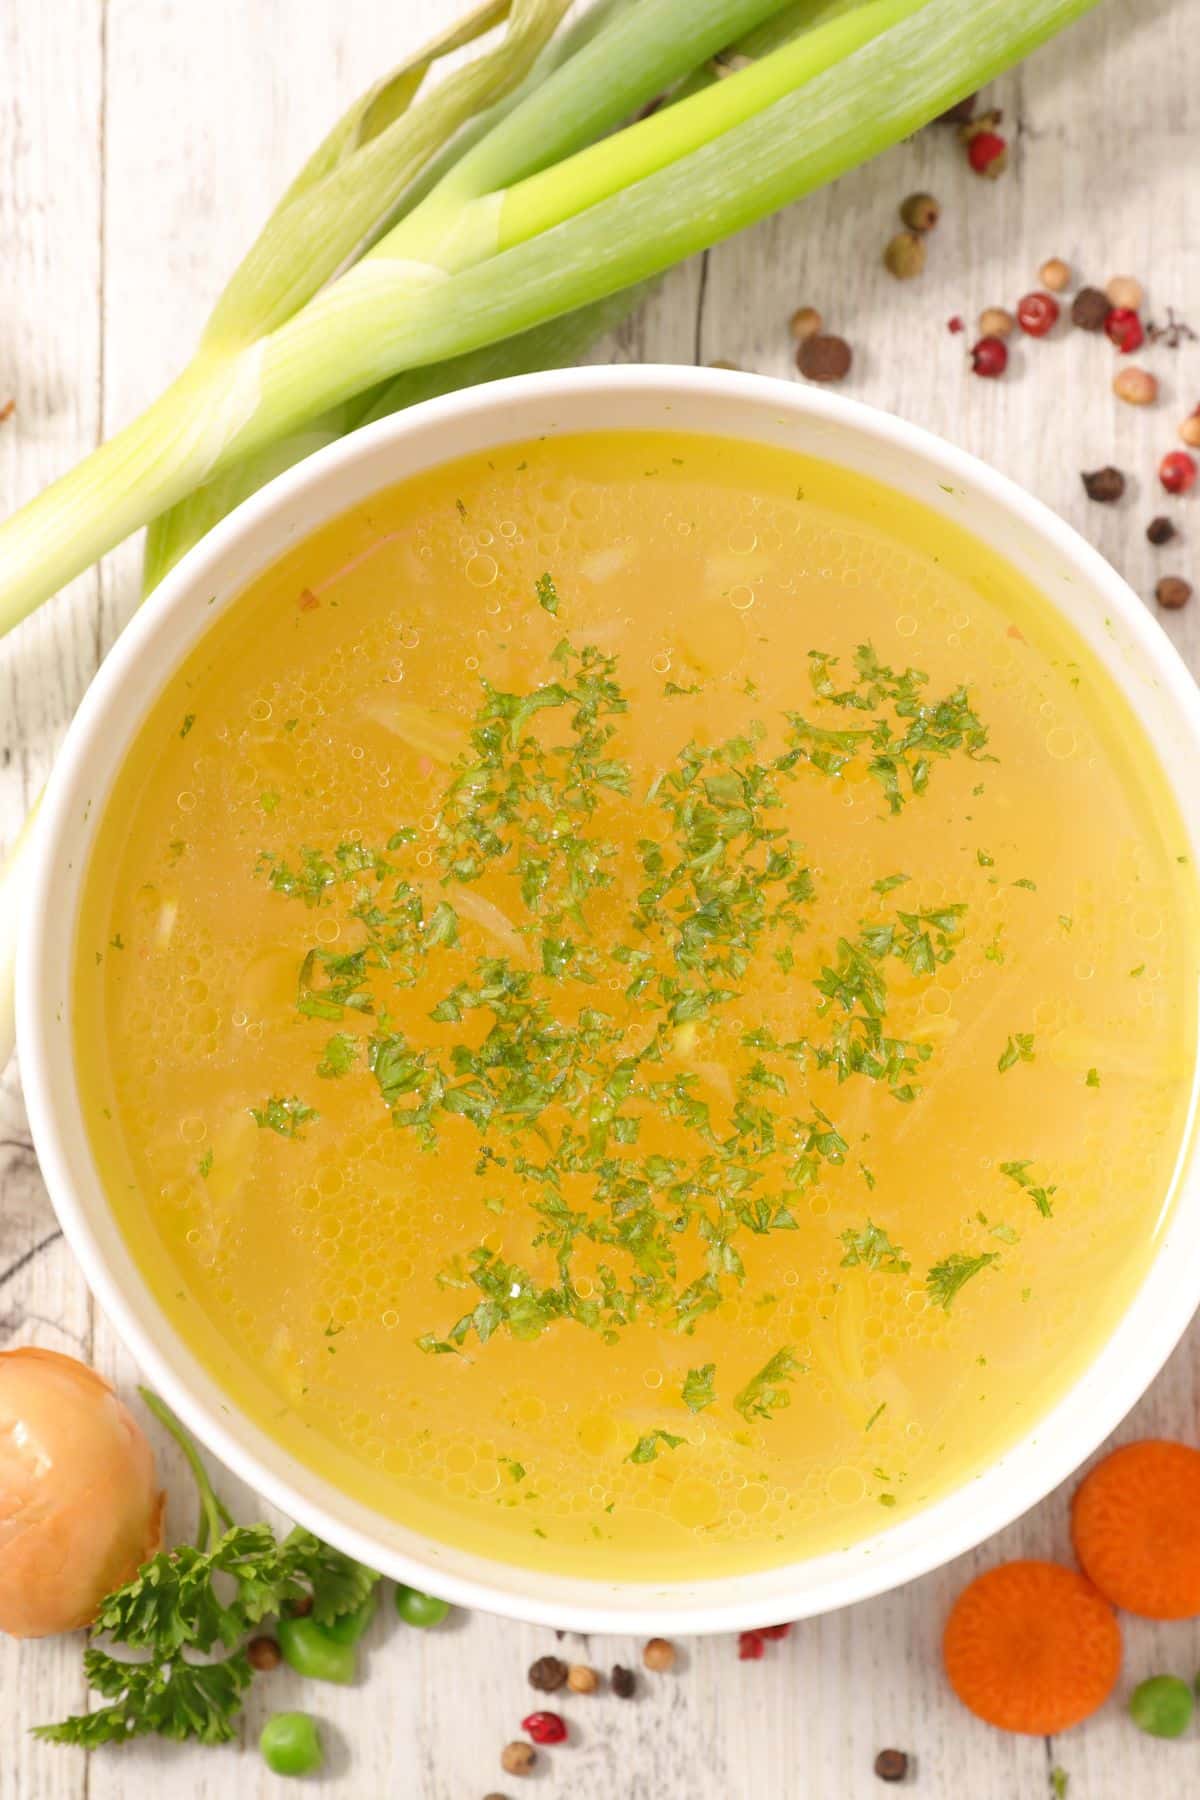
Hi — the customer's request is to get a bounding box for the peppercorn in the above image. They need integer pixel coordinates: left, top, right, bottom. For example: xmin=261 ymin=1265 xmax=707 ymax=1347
xmin=1160 ymin=450 xmax=1197 ymax=495
xmin=789 ymin=305 xmax=822 ymax=342
xmin=874 ymin=1748 xmax=911 ymax=1783
xmin=738 ymin=1630 xmax=765 ymax=1659
xmin=247 ymin=1635 xmax=282 ymax=1672
xmin=500 ymin=1742 xmax=537 ymax=1777
xmin=796 ymin=334 xmax=852 ymax=383
xmin=937 ymin=92 xmax=977 ymax=124
xmin=947 ymin=315 xmax=964 ymax=334
xmin=970 ymin=337 xmax=1008 ymax=378
xmin=1113 ymin=366 xmax=1158 ymax=406
xmin=1179 ymin=409 xmax=1200 ymax=449
xmin=611 ymin=1664 xmax=637 ymax=1699
xmin=1106 ymin=274 xmax=1145 ymax=312
xmin=1039 ymin=257 xmax=1070 ymax=292
xmin=1016 ymin=292 xmax=1060 ymax=337
xmin=899 ymin=192 xmax=940 ymax=232
xmin=959 ymin=106 xmax=1004 ymax=140
xmin=521 ymin=1711 xmax=567 ymax=1746
xmin=883 ymin=231 xmax=926 ymax=279
xmin=289 ymin=1593 xmax=313 ymax=1618
xmin=1147 ymin=516 xmax=1177 ymax=545
xmin=1081 ymin=466 xmax=1126 ymax=504
xmin=707 ymin=359 xmax=743 ymax=372
xmin=566 ymin=1663 xmax=598 ymax=1694
xmin=1156 ymin=576 xmax=1193 ymax=610
xmin=966 ymin=131 xmax=1007 ymax=177
xmin=643 ymin=1637 xmax=677 ymax=1672
xmin=1071 ymin=286 xmax=1111 ymax=332
xmin=483 ymin=1793 xmax=510 ymax=1800
xmin=527 ymin=1654 xmax=568 ymax=1693
xmin=1106 ymin=306 xmax=1144 ymax=353
xmin=978 ymin=306 xmax=1015 ymax=339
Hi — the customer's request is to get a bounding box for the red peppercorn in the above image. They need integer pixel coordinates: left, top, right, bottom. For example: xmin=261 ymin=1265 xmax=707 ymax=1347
xmin=947 ymin=315 xmax=965 ymax=334
xmin=970 ymin=336 xmax=1008 ymax=378
xmin=1016 ymin=291 xmax=1060 ymax=337
xmin=520 ymin=1711 xmax=567 ymax=1746
xmin=738 ymin=1630 xmax=766 ymax=1660
xmin=1105 ymin=307 xmax=1144 ymax=353
xmin=966 ymin=131 xmax=1007 ymax=176
xmin=1159 ymin=450 xmax=1197 ymax=495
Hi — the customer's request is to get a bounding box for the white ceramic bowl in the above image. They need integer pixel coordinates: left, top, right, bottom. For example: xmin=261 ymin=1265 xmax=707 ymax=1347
xmin=18 ymin=366 xmax=1200 ymax=1633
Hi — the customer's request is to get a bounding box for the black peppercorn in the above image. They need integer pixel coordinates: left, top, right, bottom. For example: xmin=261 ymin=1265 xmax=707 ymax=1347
xmin=527 ymin=1654 xmax=568 ymax=1693
xmin=1147 ymin=515 xmax=1177 ymax=546
xmin=937 ymin=92 xmax=977 ymax=124
xmin=796 ymin=334 xmax=852 ymax=383
xmin=1071 ymin=286 xmax=1111 ymax=331
xmin=611 ymin=1664 xmax=637 ymax=1699
xmin=1156 ymin=575 xmax=1193 ymax=610
xmin=1081 ymin=466 xmax=1125 ymax=504
xmin=247 ymin=1635 xmax=281 ymax=1671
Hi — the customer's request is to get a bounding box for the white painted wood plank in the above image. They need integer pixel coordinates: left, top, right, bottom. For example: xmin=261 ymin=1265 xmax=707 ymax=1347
xmin=0 ymin=0 xmax=104 ymax=1795
xmin=0 ymin=0 xmax=1198 ymax=1795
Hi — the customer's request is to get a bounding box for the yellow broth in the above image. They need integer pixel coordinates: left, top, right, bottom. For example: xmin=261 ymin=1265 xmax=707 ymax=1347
xmin=75 ymin=432 xmax=1197 ymax=1579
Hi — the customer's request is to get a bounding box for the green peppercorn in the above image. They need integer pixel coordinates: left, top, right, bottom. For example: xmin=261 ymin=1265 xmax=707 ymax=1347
xmin=276 ymin=1614 xmax=357 ymax=1685
xmin=322 ymin=1590 xmax=377 ymax=1646
xmin=1129 ymin=1675 xmax=1193 ymax=1739
xmin=883 ymin=231 xmax=926 ymax=280
xmin=899 ymin=192 xmax=940 ymax=232
xmin=260 ymin=1711 xmax=324 ymax=1777
xmin=394 ymin=1583 xmax=451 ymax=1628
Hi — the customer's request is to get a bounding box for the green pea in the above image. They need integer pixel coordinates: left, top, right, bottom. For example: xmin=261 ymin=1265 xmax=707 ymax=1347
xmin=260 ymin=1711 xmax=323 ymax=1777
xmin=1129 ymin=1675 xmax=1193 ymax=1739
xmin=323 ymin=1589 xmax=377 ymax=1646
xmin=277 ymin=1613 xmax=357 ymax=1685
xmin=394 ymin=1583 xmax=451 ymax=1629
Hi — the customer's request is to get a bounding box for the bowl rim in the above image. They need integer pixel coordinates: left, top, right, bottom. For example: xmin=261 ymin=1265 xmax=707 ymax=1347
xmin=17 ymin=362 xmax=1200 ymax=1633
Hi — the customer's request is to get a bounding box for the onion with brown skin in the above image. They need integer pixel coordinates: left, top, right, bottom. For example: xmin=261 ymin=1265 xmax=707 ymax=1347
xmin=0 ymin=1348 xmax=163 ymax=1637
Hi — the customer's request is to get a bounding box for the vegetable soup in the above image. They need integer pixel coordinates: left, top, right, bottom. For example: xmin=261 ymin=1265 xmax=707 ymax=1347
xmin=74 ymin=432 xmax=1197 ymax=1579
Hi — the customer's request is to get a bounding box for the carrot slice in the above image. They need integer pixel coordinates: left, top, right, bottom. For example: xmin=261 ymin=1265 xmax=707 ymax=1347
xmin=943 ymin=1560 xmax=1121 ymax=1734
xmin=1071 ymin=1439 xmax=1200 ymax=1619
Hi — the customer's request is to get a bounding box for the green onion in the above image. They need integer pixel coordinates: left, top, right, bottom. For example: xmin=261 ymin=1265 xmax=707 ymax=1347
xmin=0 ymin=0 xmax=1103 ymax=1070
xmin=0 ymin=0 xmax=1099 ymax=640
xmin=202 ymin=0 xmax=562 ymax=348
xmin=142 ymin=282 xmax=650 ymax=593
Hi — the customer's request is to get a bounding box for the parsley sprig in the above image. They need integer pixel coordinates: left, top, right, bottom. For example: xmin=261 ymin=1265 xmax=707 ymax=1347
xmin=734 ymin=1347 xmax=803 ymax=1421
xmin=35 ymin=1393 xmax=378 ymax=1750
xmin=840 ymin=1220 xmax=910 ymax=1274
xmin=926 ymin=1251 xmax=999 ymax=1311
xmin=1000 ymin=1159 xmax=1057 ymax=1218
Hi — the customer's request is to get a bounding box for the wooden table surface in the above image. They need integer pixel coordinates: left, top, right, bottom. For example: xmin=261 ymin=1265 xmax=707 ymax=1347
xmin=2 ymin=2 xmax=1198 ymax=1795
